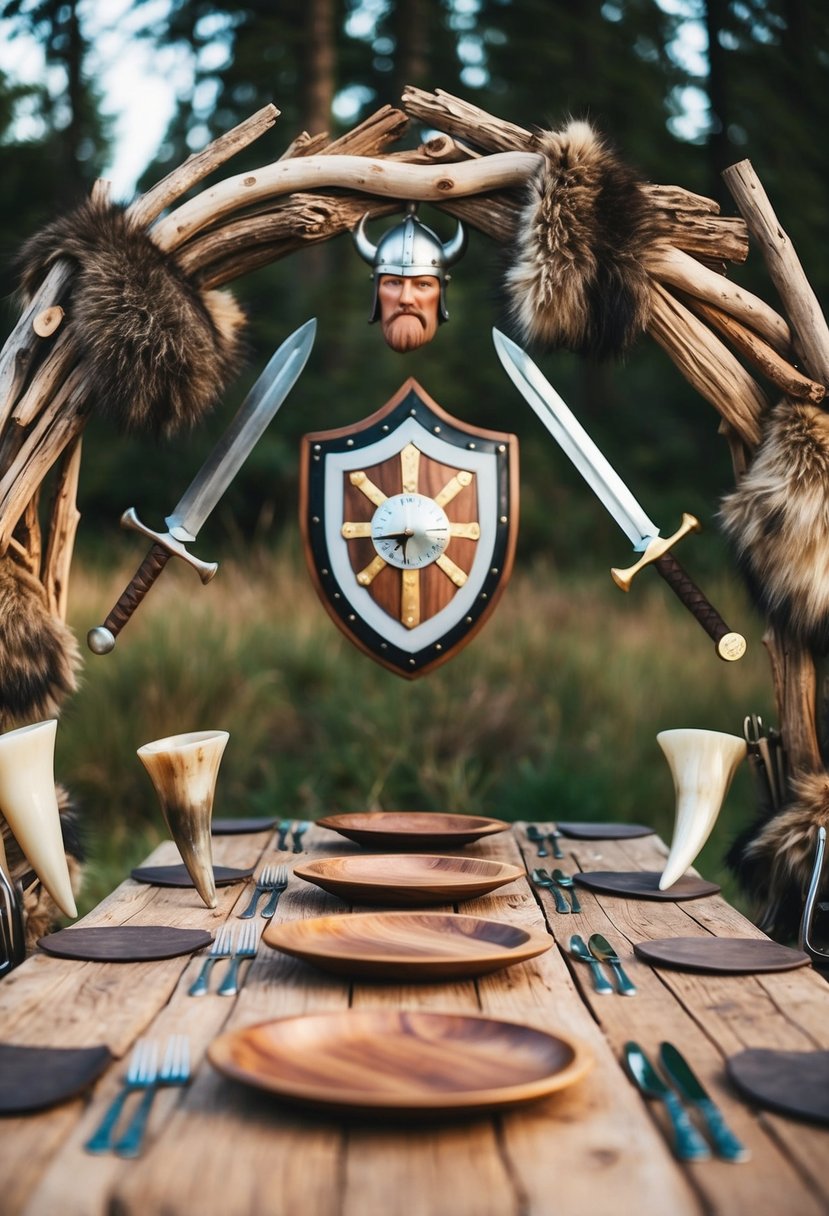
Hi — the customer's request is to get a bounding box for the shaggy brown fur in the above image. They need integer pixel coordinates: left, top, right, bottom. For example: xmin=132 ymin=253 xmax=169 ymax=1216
xmin=720 ymin=401 xmax=829 ymax=652
xmin=2 ymin=784 xmax=84 ymax=948
xmin=727 ymin=770 xmax=829 ymax=941
xmin=0 ymin=557 xmax=80 ymax=729
xmin=17 ymin=197 xmax=246 ymax=437
xmin=504 ymin=120 xmax=660 ymax=358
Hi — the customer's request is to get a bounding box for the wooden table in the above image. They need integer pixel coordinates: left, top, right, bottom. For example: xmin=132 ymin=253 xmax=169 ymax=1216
xmin=1 ymin=822 xmax=828 ymax=1216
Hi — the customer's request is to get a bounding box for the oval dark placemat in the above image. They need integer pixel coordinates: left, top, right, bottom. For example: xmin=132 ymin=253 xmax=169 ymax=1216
xmin=0 ymin=1043 xmax=112 ymax=1113
xmin=556 ymin=822 xmax=653 ymax=840
xmin=211 ymin=817 xmax=277 ymax=835
xmin=633 ymin=936 xmax=811 ymax=973
xmin=727 ymin=1049 xmax=829 ymax=1125
xmin=38 ymin=925 xmax=213 ymax=962
xmin=131 ymin=864 xmax=254 ymax=887
xmin=572 ymin=871 xmax=720 ymax=901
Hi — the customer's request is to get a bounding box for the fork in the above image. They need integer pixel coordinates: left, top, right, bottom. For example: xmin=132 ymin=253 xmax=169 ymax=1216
xmin=259 ymin=864 xmax=289 ymax=919
xmin=114 ymin=1035 xmax=191 ymax=1158
xmin=552 ymin=868 xmax=582 ymax=913
xmin=84 ymin=1038 xmax=159 ymax=1154
xmin=275 ymin=819 xmax=293 ymax=850
xmin=532 ymin=867 xmax=570 ymax=915
xmin=217 ymin=920 xmax=258 ymax=996
xmin=238 ymin=865 xmax=278 ymax=919
xmin=188 ymin=926 xmax=233 ymax=996
xmin=547 ymin=826 xmax=565 ymax=860
xmin=291 ymin=821 xmax=311 ymax=852
xmin=526 ymin=825 xmax=548 ymax=857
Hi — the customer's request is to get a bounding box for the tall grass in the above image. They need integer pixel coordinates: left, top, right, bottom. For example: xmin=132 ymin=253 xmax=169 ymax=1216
xmin=61 ymin=534 xmax=776 ymax=916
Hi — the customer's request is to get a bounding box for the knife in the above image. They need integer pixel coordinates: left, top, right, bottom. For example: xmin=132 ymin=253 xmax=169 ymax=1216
xmin=624 ymin=1042 xmax=711 ymax=1161
xmin=569 ymin=934 xmax=613 ymax=995
xmin=588 ymin=933 xmax=637 ymax=995
xmin=659 ymin=1043 xmax=750 ymax=1163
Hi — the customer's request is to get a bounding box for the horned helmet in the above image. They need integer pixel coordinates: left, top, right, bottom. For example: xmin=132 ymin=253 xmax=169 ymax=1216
xmin=352 ymin=205 xmax=467 ymax=323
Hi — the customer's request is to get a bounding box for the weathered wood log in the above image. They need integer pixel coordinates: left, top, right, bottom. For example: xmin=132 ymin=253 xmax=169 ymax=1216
xmin=764 ymin=624 xmax=822 ymax=773
xmin=722 ymin=160 xmax=829 ymax=387
xmin=11 ymin=332 xmax=78 ymax=428
xmin=151 ymin=151 xmax=543 ymax=252
xmin=0 ymin=262 xmax=74 ymax=432
xmin=402 ymin=86 xmax=534 ymax=153
xmin=42 ymin=436 xmax=82 ymax=620
xmin=647 ymin=282 xmax=767 ymax=447
xmin=646 ymin=244 xmax=791 ymax=353
xmin=682 ymin=295 xmax=824 ymax=403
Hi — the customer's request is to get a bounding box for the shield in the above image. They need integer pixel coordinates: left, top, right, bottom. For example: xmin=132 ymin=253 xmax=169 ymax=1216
xmin=299 ymin=378 xmax=519 ymax=678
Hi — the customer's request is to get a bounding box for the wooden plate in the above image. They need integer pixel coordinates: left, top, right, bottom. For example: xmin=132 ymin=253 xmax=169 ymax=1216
xmin=208 ymin=1010 xmax=592 ymax=1117
xmin=263 ymin=911 xmax=552 ymax=980
xmin=293 ymin=854 xmax=524 ymax=906
xmin=316 ymin=811 xmax=508 ymax=849
xmin=727 ymin=1049 xmax=829 ymax=1124
xmin=572 ymin=871 xmax=720 ymax=901
xmin=0 ymin=1043 xmax=112 ymax=1113
xmin=131 ymin=864 xmax=254 ymax=887
xmin=37 ymin=925 xmax=213 ymax=962
xmin=556 ymin=822 xmax=653 ymax=840
xmin=633 ymin=936 xmax=811 ymax=973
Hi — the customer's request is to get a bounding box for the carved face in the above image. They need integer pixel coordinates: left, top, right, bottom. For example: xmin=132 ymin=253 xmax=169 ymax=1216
xmin=378 ymin=274 xmax=441 ymax=352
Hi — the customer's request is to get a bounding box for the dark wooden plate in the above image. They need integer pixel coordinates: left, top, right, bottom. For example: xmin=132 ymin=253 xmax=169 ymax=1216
xmin=263 ymin=911 xmax=551 ymax=980
xmin=572 ymin=870 xmax=720 ymax=901
xmin=37 ymin=925 xmax=213 ymax=962
xmin=0 ymin=1043 xmax=112 ymax=1113
xmin=727 ymin=1049 xmax=829 ymax=1124
xmin=316 ymin=811 xmax=508 ymax=849
xmin=208 ymin=1009 xmax=592 ymax=1117
xmin=633 ymin=936 xmax=810 ymax=973
xmin=131 ymin=864 xmax=254 ymax=887
xmin=556 ymin=822 xmax=653 ymax=840
xmin=211 ymin=817 xmax=277 ymax=835
xmin=293 ymin=854 xmax=524 ymax=907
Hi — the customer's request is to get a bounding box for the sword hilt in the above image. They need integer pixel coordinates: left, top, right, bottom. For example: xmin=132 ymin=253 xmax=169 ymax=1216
xmin=611 ymin=513 xmax=746 ymax=662
xmin=87 ymin=509 xmax=218 ymax=655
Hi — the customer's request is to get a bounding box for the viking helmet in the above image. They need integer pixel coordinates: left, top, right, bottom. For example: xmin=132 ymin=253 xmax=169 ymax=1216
xmin=353 ymin=206 xmax=467 ymax=323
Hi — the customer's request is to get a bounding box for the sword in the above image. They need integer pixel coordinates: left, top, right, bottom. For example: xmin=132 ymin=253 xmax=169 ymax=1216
xmin=87 ymin=317 xmax=317 ymax=654
xmin=492 ymin=328 xmax=746 ymax=662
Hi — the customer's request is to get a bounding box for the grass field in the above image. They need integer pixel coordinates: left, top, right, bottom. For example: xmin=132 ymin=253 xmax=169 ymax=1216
xmin=60 ymin=534 xmax=777 ymax=918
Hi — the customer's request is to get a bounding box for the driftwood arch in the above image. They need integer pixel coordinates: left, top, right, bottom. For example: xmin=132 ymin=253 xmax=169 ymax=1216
xmin=2 ymin=86 xmax=829 ymax=936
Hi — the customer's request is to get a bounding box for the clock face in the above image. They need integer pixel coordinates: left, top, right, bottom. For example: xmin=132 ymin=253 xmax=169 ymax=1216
xmin=370 ymin=493 xmax=450 ymax=569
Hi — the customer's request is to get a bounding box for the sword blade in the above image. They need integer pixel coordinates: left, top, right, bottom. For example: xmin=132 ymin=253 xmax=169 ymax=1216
xmin=166 ymin=317 xmax=317 ymax=542
xmin=492 ymin=328 xmax=658 ymax=552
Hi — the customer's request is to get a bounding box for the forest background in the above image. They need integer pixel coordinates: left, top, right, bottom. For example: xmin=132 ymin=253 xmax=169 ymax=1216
xmin=0 ymin=0 xmax=826 ymax=916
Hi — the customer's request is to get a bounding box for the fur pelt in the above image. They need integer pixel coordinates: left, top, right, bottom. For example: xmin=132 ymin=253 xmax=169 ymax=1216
xmin=17 ymin=197 xmax=246 ymax=437
xmin=727 ymin=769 xmax=829 ymax=941
xmin=0 ymin=556 xmax=79 ymax=729
xmin=720 ymin=401 xmax=829 ymax=652
xmin=503 ymin=120 xmax=659 ymax=359
xmin=2 ymin=784 xmax=84 ymax=948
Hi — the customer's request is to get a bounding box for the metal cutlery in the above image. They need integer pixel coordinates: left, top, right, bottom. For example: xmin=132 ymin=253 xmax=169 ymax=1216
xmin=588 ymin=933 xmax=637 ymax=995
xmin=526 ymin=825 xmax=548 ymax=857
xmin=114 ymin=1035 xmax=191 ymax=1158
xmin=238 ymin=864 xmax=279 ymax=919
xmin=276 ymin=819 xmax=293 ymax=850
xmin=85 ymin=1038 xmax=159 ymax=1154
xmin=547 ymin=827 xmax=564 ymax=859
xmin=569 ymin=934 xmax=613 ymax=995
xmin=531 ymin=867 xmax=569 ymax=915
xmin=217 ymin=920 xmax=258 ymax=996
xmin=260 ymin=864 xmax=289 ymax=918
xmin=624 ymin=1042 xmax=711 ymax=1161
xmin=552 ymin=868 xmax=582 ymax=912
xmin=188 ymin=926 xmax=234 ymax=996
xmin=291 ymin=820 xmax=311 ymax=852
xmin=659 ymin=1042 xmax=750 ymax=1163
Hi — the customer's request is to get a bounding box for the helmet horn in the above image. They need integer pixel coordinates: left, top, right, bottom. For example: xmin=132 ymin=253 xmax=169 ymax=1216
xmin=442 ymin=221 xmax=467 ymax=267
xmin=352 ymin=215 xmax=377 ymax=267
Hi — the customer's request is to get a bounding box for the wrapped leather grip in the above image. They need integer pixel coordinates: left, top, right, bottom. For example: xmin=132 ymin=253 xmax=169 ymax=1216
xmin=87 ymin=545 xmax=171 ymax=654
xmin=654 ymin=552 xmax=746 ymax=661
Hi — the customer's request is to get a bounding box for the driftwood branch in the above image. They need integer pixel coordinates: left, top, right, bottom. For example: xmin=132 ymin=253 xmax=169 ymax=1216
xmin=43 ymin=435 xmax=82 ymax=620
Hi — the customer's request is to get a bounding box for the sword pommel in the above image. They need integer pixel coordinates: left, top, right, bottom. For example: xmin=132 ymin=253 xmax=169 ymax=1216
xmin=611 ymin=513 xmax=701 ymax=591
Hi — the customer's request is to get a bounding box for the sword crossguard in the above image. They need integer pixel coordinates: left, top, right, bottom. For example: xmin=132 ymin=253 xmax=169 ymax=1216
xmin=611 ymin=513 xmax=701 ymax=591
xmin=87 ymin=509 xmax=219 ymax=655
xmin=611 ymin=512 xmax=746 ymax=662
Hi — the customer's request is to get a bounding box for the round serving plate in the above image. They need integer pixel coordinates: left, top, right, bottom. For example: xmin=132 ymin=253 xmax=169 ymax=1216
xmin=292 ymin=853 xmax=523 ymax=907
xmin=316 ymin=811 xmax=509 ymax=849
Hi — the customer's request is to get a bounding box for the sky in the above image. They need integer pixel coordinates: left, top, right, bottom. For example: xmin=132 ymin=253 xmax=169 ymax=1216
xmin=0 ymin=0 xmax=709 ymax=200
